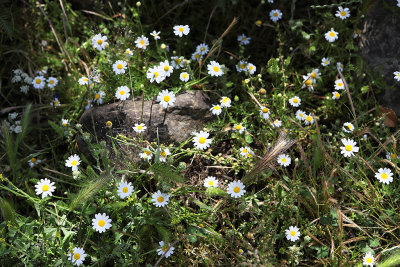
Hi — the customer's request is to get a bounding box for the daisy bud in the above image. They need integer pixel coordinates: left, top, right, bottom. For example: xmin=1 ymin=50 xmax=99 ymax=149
xmin=136 ymin=1 xmax=141 ymax=7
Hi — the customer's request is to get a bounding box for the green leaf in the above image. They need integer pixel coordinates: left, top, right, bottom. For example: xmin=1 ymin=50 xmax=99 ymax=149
xmin=205 ymin=187 xmax=228 ymax=197
xmin=245 ymin=134 xmax=253 ymax=144
xmin=361 ymin=85 xmax=369 ymax=94
xmin=267 ymin=58 xmax=279 ymax=74
xmin=150 ymin=162 xmax=185 ymax=184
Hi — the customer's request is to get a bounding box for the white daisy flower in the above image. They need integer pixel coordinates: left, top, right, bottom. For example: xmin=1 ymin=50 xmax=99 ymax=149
xmin=272 ymin=120 xmax=282 ymax=127
xmin=133 ymin=123 xmax=146 ymax=133
xmin=207 ymin=61 xmax=224 ymax=77
xmin=363 ymin=252 xmax=375 ymax=266
xmin=173 ymin=25 xmax=190 ymax=37
xmin=260 ymin=106 xmax=270 ymax=119
xmin=159 ymin=148 xmax=171 ymax=162
xmin=150 ymin=30 xmax=161 ymax=40
xmin=269 ymin=9 xmax=282 ymax=22
xmin=192 ymin=131 xmax=212 ymax=150
xmin=237 ymin=34 xmax=251 ymax=45
xmin=50 ymin=98 xmax=61 ymax=108
xmin=210 ymin=104 xmax=222 ymax=116
xmin=239 ymin=146 xmax=253 ymax=157
xmin=289 ymin=96 xmax=301 ymax=107
xmin=135 ymin=35 xmax=149 ymax=49
xmin=117 ymin=180 xmax=134 ymax=199
xmin=353 ymin=28 xmax=361 ymax=38
xmin=151 ymin=190 xmax=170 ymax=207
xmin=246 ymin=63 xmax=256 ymax=75
xmin=321 ymin=57 xmax=330 ymax=67
xmin=191 ymin=51 xmax=203 ymax=62
xmin=394 ymin=71 xmax=400 ymax=81
xmin=32 ymin=76 xmax=45 ymax=89
xmin=92 ymin=33 xmax=108 ymax=51
xmin=337 ymin=62 xmax=344 ymax=72
xmin=113 ymin=60 xmax=127 ymax=75
xmin=285 ymin=226 xmax=300 ymax=242
xmin=157 ymin=241 xmax=174 ymax=258
xmin=22 ymin=73 xmax=33 ymax=84
xmin=307 ymin=68 xmax=321 ymax=83
xmin=139 ymin=147 xmax=153 ymax=161
xmin=159 ymin=60 xmax=173 ymax=77
xmin=61 ymin=119 xmax=69 ymax=127
xmin=47 ymin=77 xmax=58 ymax=88
xmin=343 ymin=122 xmax=355 ymax=133
xmin=35 ymin=178 xmax=56 ymax=199
xmin=65 ymin=154 xmax=81 ymax=171
xmin=196 ymin=43 xmax=209 ymax=55
xmin=325 ymin=28 xmax=339 ymax=42
xmin=125 ymin=48 xmax=133 ymax=58
xmin=386 ymin=152 xmax=400 ymax=161
xmin=12 ymin=75 xmax=21 ymax=83
xmin=332 ymin=91 xmax=341 ymax=100
xmin=203 ymin=176 xmax=218 ymax=188
xmin=277 ymin=154 xmax=291 ymax=167
xmin=397 ymin=0 xmax=400 ymax=7
xmin=302 ymin=75 xmax=314 ymax=91
xmin=68 ymin=247 xmax=87 ymax=266
xmin=340 ymin=138 xmax=359 ymax=157
xmin=28 ymin=157 xmax=41 ymax=168
xmin=236 ymin=60 xmax=248 ymax=72
xmin=335 ymin=79 xmax=345 ymax=90
xmin=375 ymin=167 xmax=393 ymax=184
xmin=234 ymin=124 xmax=245 ymax=134
xmin=157 ymin=89 xmax=176 ymax=108
xmin=335 ymin=6 xmax=350 ymax=20
xmin=227 ymin=180 xmax=246 ymax=198
xmin=147 ymin=66 xmax=166 ymax=83
xmin=304 ymin=114 xmax=314 ymax=125
xmin=20 ymin=85 xmax=29 ymax=94
xmin=93 ymin=91 xmax=105 ymax=104
xmin=78 ymin=77 xmax=91 ymax=85
xmin=171 ymin=56 xmax=184 ymax=69
xmin=9 ymin=112 xmax=18 ymax=120
xmin=220 ymin=97 xmax=231 ymax=108
xmin=92 ymin=213 xmax=112 ymax=233
xmin=115 ymin=86 xmax=130 ymax=101
xmin=180 ymin=72 xmax=190 ymax=82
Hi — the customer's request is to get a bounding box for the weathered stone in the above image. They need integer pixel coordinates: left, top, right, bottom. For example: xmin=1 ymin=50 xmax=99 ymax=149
xmin=359 ymin=0 xmax=400 ymax=115
xmin=79 ymin=90 xmax=212 ymax=145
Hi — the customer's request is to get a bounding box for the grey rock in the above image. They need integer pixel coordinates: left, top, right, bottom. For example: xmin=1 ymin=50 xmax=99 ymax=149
xmin=359 ymin=0 xmax=400 ymax=115
xmin=79 ymin=90 xmax=212 ymax=145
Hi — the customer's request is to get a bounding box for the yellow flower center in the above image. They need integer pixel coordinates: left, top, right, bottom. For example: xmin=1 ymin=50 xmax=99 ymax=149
xmin=162 ymin=246 xmax=168 ymax=252
xmin=325 ymin=61 xmax=328 ymax=65
xmin=98 ymin=220 xmax=105 ymax=227
xmin=83 ymin=78 xmax=88 ymax=82
xmin=50 ymin=80 xmax=54 ymax=84
xmin=140 ymin=40 xmax=145 ymax=45
xmin=54 ymin=101 xmax=59 ymax=106
xmin=175 ymin=58 xmax=181 ymax=64
xmin=157 ymin=196 xmax=164 ymax=203
xmin=179 ymin=27 xmax=184 ymax=32
xmin=398 ymin=73 xmax=400 ymax=78
xmin=117 ymin=64 xmax=123 ymax=69
xmin=293 ymin=98 xmax=298 ymax=103
xmin=200 ymin=47 xmax=205 ymax=51
xmin=31 ymin=158 xmax=37 ymax=163
xmin=335 ymin=93 xmax=340 ymax=98
xmin=164 ymin=66 xmax=169 ymax=71
xmin=274 ymin=121 xmax=278 ymax=124
xmin=214 ymin=106 xmax=220 ymax=110
xmin=122 ymin=187 xmax=129 ymax=193
xmin=347 ymin=125 xmax=352 ymax=130
xmin=242 ymin=149 xmax=248 ymax=153
xmin=71 ymin=160 xmax=78 ymax=166
xmin=290 ymin=230 xmax=296 ymax=236
xmin=62 ymin=123 xmax=67 ymax=126
xmin=273 ymin=12 xmax=278 ymax=17
xmin=299 ymin=113 xmax=304 ymax=117
xmin=36 ymin=79 xmax=41 ymax=84
xmin=106 ymin=121 xmax=112 ymax=127
xmin=305 ymin=79 xmax=312 ymax=86
xmin=306 ymin=116 xmax=312 ymax=122
xmin=195 ymin=54 xmax=200 ymax=59
xmin=282 ymin=158 xmax=287 ymax=163
xmin=256 ymin=20 xmax=262 ymax=26
xmin=329 ymin=32 xmax=335 ymax=37
xmin=163 ymin=95 xmax=170 ymax=102
xmin=366 ymin=258 xmax=372 ymax=263
xmin=137 ymin=125 xmax=143 ymax=130
xmin=97 ymin=39 xmax=103 ymax=45
xmin=262 ymin=108 xmax=269 ymax=113
xmin=154 ymin=72 xmax=159 ymax=78
xmin=310 ymin=73 xmax=317 ymax=78
xmin=222 ymin=98 xmax=229 ymax=103
xmin=236 ymin=125 xmax=242 ymax=130
xmin=345 ymin=145 xmax=352 ymax=151
xmin=213 ymin=66 xmax=219 ymax=72
xmin=240 ymin=64 xmax=246 ymax=69
xmin=145 ymin=151 xmax=150 ymax=155
xmin=391 ymin=153 xmax=397 ymax=159
xmin=182 ymin=73 xmax=187 ymax=78
xmin=95 ymin=94 xmax=100 ymax=99
xmin=160 ymin=151 xmax=167 ymax=157
xmin=340 ymin=11 xmax=346 ymax=16
xmin=208 ymin=181 xmax=214 ymax=186
xmin=338 ymin=82 xmax=343 ymax=87
xmin=249 ymin=66 xmax=254 ymax=70
xmin=126 ymin=50 xmax=130 ymax=54
xmin=381 ymin=173 xmax=388 ymax=180
xmin=356 ymin=29 xmax=361 ymax=35
xmin=199 ymin=137 xmax=206 ymax=144
xmin=120 ymin=90 xmax=125 ymax=95
xmin=42 ymin=184 xmax=49 ymax=191
xmin=233 ymin=187 xmax=241 ymax=193
xmin=74 ymin=253 xmax=81 ymax=260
